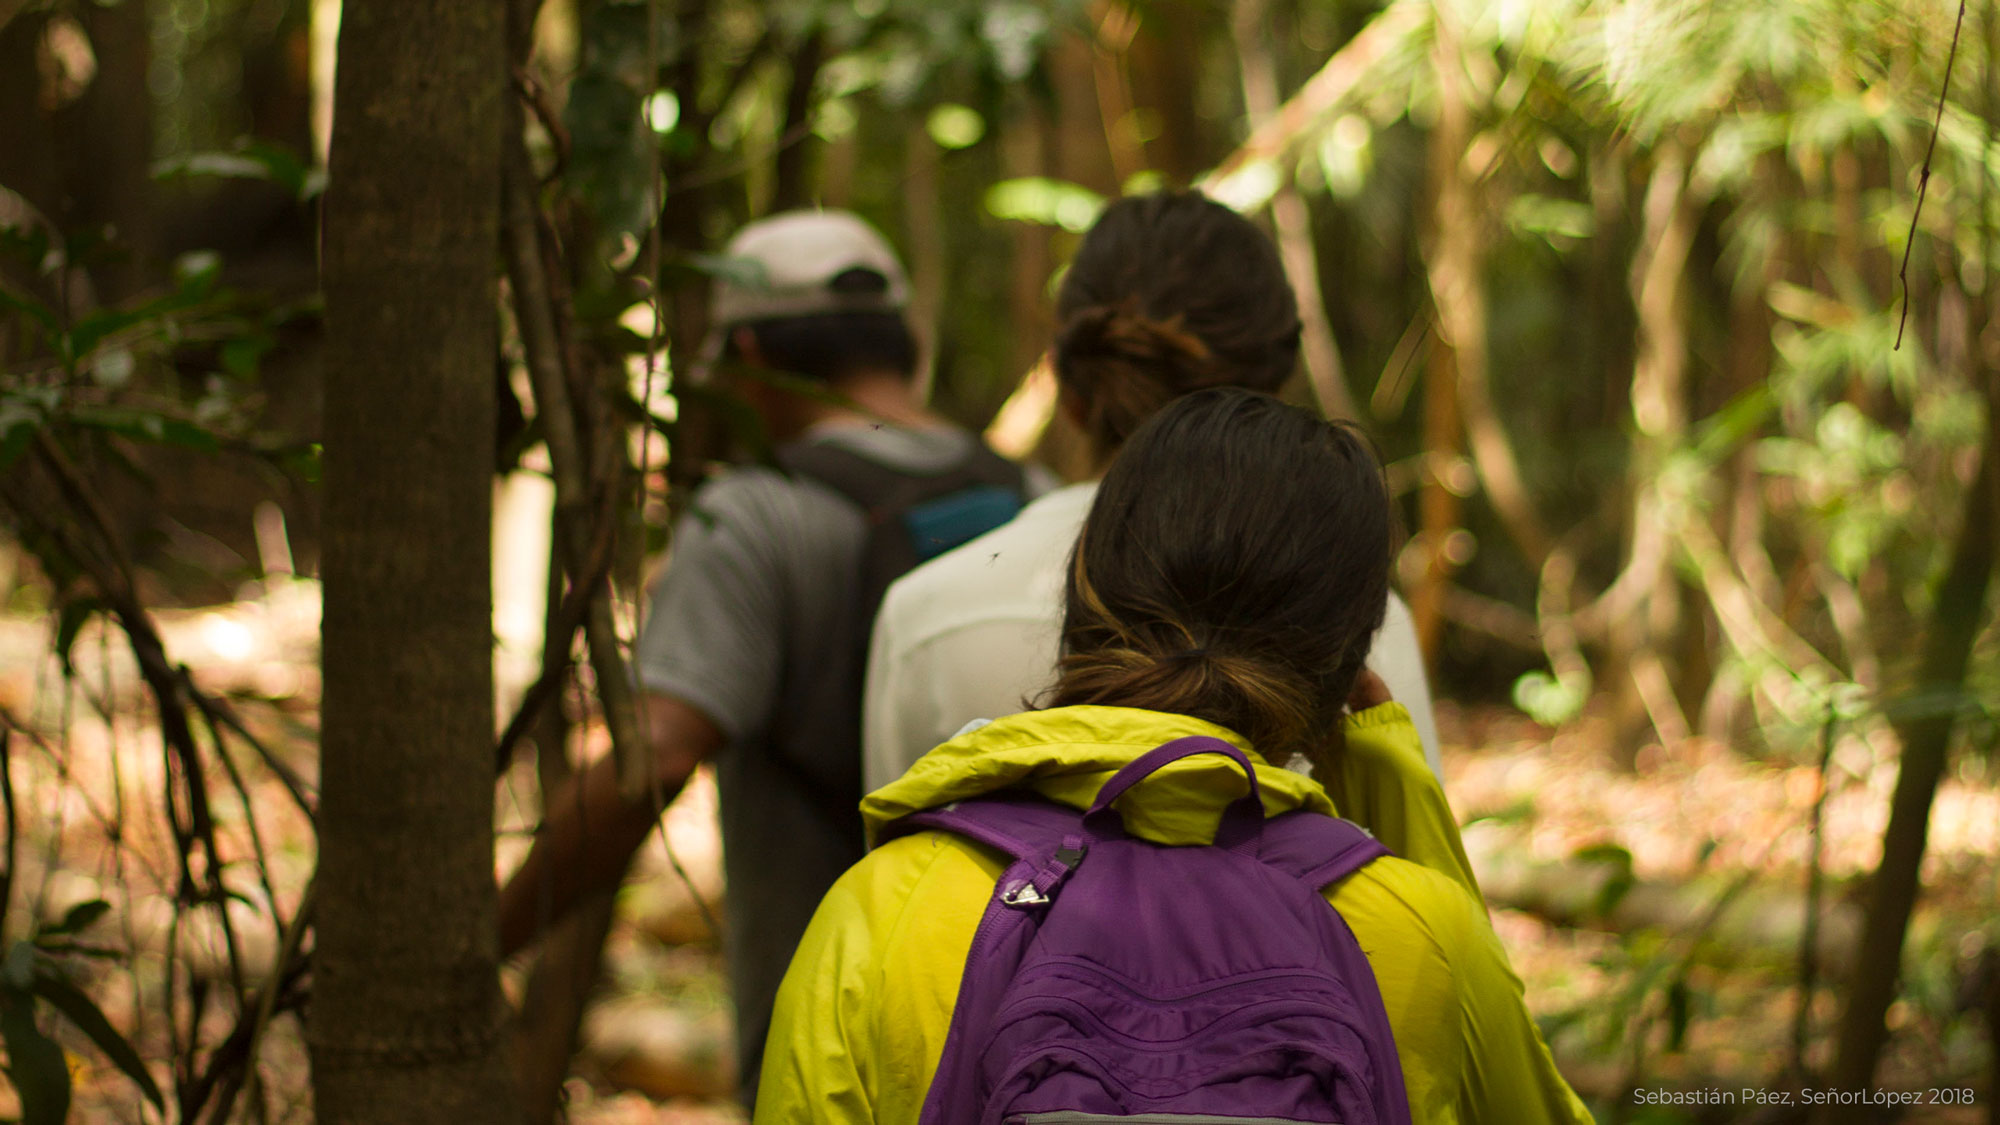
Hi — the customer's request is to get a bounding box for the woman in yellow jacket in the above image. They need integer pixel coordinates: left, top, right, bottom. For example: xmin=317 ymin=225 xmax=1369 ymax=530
xmin=756 ymin=391 xmax=1593 ymax=1123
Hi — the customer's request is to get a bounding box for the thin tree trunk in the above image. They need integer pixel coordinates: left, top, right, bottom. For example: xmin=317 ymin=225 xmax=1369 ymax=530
xmin=1231 ymin=0 xmax=1355 ymax=421
xmin=1610 ymin=144 xmax=1699 ymax=752
xmin=1411 ymin=1 xmax=1480 ymax=657
xmin=1090 ymin=0 xmax=1145 ymax=187
xmin=0 ymin=14 xmax=60 ymax=221
xmin=1426 ymin=3 xmax=1549 ymax=569
xmin=1122 ymin=0 xmax=1208 ymax=183
xmin=1825 ymin=220 xmax=2000 ymax=1125
xmin=770 ymin=30 xmax=823 ymax=213
xmin=1825 ymin=400 xmax=1997 ymax=1116
xmin=54 ymin=0 xmax=155 ymax=303
xmin=311 ymin=2 xmax=515 ymax=1121
xmin=904 ymin=121 xmax=944 ymax=401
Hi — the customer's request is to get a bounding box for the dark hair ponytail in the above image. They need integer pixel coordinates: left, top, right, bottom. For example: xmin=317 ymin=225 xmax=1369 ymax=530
xmin=1053 ymin=192 xmax=1301 ymax=453
xmin=1048 ymin=388 xmax=1389 ymax=762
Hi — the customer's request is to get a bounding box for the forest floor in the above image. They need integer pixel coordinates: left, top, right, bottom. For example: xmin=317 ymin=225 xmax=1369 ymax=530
xmin=0 ymin=578 xmax=1993 ymax=1123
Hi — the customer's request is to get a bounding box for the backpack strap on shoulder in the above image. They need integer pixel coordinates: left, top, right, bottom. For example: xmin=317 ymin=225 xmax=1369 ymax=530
xmin=882 ymin=795 xmax=1090 ymax=909
xmin=882 ymin=794 xmax=1079 ymax=861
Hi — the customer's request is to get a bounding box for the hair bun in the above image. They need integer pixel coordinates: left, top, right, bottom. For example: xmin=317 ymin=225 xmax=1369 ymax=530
xmin=1058 ymin=304 xmax=1214 ymax=383
xmin=1055 ymin=304 xmax=1222 ymax=447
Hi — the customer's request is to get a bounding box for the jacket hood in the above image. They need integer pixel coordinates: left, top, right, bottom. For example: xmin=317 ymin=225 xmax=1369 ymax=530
xmin=861 ymin=705 xmax=1339 ymax=847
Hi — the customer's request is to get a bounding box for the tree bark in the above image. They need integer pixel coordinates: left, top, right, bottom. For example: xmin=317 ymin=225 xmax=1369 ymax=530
xmin=311 ymin=2 xmax=515 ymax=1121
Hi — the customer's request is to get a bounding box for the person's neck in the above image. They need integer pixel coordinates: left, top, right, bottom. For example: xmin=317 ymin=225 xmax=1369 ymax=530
xmin=806 ymin=369 xmax=947 ymax=433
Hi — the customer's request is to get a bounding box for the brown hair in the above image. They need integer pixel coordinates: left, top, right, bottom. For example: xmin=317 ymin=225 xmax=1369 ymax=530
xmin=1053 ymin=192 xmax=1302 ymax=453
xmin=1048 ymin=388 xmax=1389 ymax=762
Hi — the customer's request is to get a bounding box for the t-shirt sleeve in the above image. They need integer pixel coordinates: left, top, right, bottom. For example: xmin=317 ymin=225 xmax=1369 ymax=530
xmin=633 ymin=475 xmax=790 ymax=745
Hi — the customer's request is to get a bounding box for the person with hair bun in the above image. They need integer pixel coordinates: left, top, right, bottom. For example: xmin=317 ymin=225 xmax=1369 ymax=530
xmin=756 ymin=388 xmax=1590 ymax=1124
xmin=864 ymin=189 xmax=1467 ymax=891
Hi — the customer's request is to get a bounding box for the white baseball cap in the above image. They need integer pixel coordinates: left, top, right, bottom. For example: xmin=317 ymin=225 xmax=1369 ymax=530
xmin=707 ymin=209 xmax=911 ymax=329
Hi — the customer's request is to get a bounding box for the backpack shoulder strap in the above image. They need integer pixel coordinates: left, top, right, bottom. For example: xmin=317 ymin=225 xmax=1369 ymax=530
xmin=879 ymin=794 xmax=1082 ymax=864
xmin=1254 ymin=810 xmax=1392 ymax=890
xmin=881 ymin=795 xmax=1091 ymax=909
xmin=775 ymin=439 xmax=913 ymax=512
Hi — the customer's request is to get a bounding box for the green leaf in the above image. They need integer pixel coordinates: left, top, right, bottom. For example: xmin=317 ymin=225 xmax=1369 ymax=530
xmin=44 ymin=901 xmax=109 ymax=939
xmin=219 ymin=336 xmax=272 ymax=379
xmin=1506 ymin=194 xmax=1594 ymax=246
xmin=65 ymin=286 xmax=204 ymax=362
xmin=0 ymin=992 xmax=70 ymax=1125
xmin=676 ymin=252 xmax=770 ymax=291
xmin=33 ymin=972 xmax=164 ymax=1111
xmin=983 ymin=177 xmax=1105 ymax=232
xmin=1664 ymin=977 xmax=1692 ymax=1053
xmin=66 ymin=406 xmax=220 ymax=453
xmin=152 ymin=140 xmax=320 ymax=202
xmin=1572 ymin=843 xmax=1637 ymax=917
xmin=0 ymin=286 xmax=60 ymax=336
xmin=1511 ymin=668 xmax=1589 ymax=725
xmin=926 ymin=103 xmax=986 ymax=149
xmin=0 ymin=391 xmax=48 ymax=473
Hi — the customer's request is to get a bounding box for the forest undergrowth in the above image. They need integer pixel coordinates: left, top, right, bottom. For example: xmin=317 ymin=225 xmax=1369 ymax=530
xmin=0 ymin=579 xmax=1993 ymax=1124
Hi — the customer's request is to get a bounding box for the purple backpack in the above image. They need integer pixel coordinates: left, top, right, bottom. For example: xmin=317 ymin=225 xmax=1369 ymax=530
xmin=881 ymin=736 xmax=1413 ymax=1125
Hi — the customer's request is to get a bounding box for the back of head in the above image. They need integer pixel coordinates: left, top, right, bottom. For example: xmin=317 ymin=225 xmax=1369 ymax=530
xmin=1054 ymin=192 xmax=1302 ymax=452
xmin=709 ymin=209 xmax=917 ymax=382
xmin=1050 ymin=387 xmax=1389 ymax=762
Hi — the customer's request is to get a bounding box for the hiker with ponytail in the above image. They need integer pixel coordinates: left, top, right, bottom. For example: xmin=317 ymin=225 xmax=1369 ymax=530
xmin=865 ymin=189 xmax=1470 ymax=895
xmin=864 ymin=190 xmax=1444 ymax=800
xmin=756 ymin=388 xmax=1591 ymax=1124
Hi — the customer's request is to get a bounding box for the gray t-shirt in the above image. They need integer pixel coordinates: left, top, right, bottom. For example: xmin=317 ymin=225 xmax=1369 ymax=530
xmin=633 ymin=420 xmax=978 ymax=1101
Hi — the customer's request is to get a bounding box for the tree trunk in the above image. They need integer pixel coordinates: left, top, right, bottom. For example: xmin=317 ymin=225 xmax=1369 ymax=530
xmin=310 ymin=2 xmax=515 ymax=1121
xmin=1824 ymin=363 xmax=2000 ymax=1122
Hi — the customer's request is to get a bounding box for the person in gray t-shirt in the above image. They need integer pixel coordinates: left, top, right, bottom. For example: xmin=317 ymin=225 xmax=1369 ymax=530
xmin=497 ymin=210 xmax=1013 ymax=1106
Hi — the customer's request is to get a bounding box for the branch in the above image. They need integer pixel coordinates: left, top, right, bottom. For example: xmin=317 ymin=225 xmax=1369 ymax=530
xmin=492 ymin=504 xmax=620 ymax=773
xmin=1200 ymin=1 xmax=1426 ymax=195
xmin=1437 ymin=582 xmax=1542 ymax=649
xmin=500 ymin=110 xmax=649 ymax=794
xmin=1896 ymin=0 xmax=1967 ymax=350
xmin=0 ymin=727 xmax=14 ymax=947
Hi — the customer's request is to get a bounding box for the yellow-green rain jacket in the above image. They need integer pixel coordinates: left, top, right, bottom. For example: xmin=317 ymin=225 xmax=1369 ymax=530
xmin=755 ymin=704 xmax=1595 ymax=1125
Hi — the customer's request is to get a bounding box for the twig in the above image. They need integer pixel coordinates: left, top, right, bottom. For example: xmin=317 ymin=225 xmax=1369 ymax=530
xmin=501 ymin=108 xmax=649 ymax=795
xmin=0 ymin=702 xmax=167 ymax=890
xmin=492 ymin=469 xmax=622 ymax=772
xmin=1792 ymin=706 xmax=1840 ymax=1077
xmin=1896 ymin=0 xmax=1967 ymax=350
xmin=6 ymin=436 xmax=261 ymax=1123
xmin=188 ymin=672 xmax=285 ymax=936
xmin=199 ymin=884 xmax=316 ymax=1125
xmin=511 ymin=67 xmax=572 ymax=184
xmin=187 ymin=690 xmax=316 ymax=822
xmin=0 ymin=727 xmax=15 ymax=946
